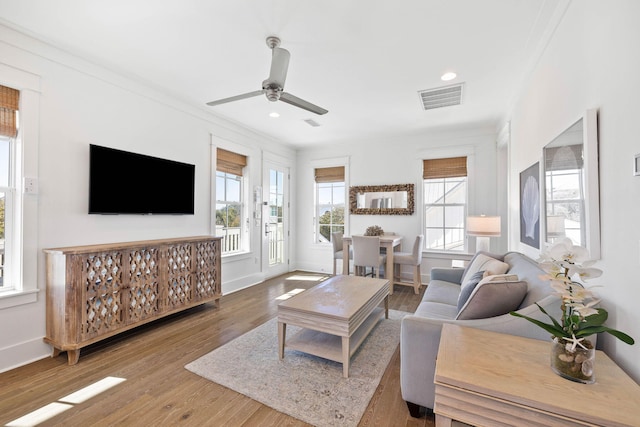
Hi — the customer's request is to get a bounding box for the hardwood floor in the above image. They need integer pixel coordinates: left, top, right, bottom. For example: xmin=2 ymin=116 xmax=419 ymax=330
xmin=0 ymin=272 xmax=435 ymax=427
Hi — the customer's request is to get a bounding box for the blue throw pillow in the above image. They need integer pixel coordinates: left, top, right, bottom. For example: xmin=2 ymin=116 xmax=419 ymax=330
xmin=457 ymin=270 xmax=485 ymax=312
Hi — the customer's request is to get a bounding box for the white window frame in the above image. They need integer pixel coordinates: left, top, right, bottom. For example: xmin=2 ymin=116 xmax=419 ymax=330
xmin=0 ymin=135 xmax=17 ymax=292
xmin=215 ymin=170 xmax=246 ymax=255
xmin=545 ymin=168 xmax=585 ymax=245
xmin=0 ymin=65 xmax=40 ymax=309
xmin=211 ymin=138 xmax=252 ymax=259
xmin=423 ymin=175 xmax=468 ymax=252
xmin=315 ymin=180 xmax=346 ymax=244
xmin=311 ymin=157 xmax=349 ymax=246
xmin=419 ymin=147 xmax=476 ymax=255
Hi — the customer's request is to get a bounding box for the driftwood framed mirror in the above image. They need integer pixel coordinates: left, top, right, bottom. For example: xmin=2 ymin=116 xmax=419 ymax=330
xmin=349 ymin=183 xmax=414 ymax=215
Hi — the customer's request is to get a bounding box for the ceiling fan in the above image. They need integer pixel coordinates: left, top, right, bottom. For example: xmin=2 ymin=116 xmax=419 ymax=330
xmin=206 ymin=36 xmax=328 ymax=115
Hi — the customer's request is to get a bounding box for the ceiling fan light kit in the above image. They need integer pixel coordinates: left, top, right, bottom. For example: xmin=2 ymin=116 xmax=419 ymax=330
xmin=206 ymin=36 xmax=328 ymax=115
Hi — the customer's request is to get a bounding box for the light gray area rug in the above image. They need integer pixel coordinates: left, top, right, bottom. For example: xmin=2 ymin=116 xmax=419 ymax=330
xmin=185 ymin=310 xmax=407 ymax=427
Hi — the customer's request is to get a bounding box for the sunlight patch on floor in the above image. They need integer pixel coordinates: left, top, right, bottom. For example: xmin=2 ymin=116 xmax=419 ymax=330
xmin=59 ymin=376 xmax=127 ymax=404
xmin=285 ymin=274 xmax=329 ymax=281
xmin=6 ymin=402 xmax=73 ymax=427
xmin=275 ymin=288 xmax=306 ymax=300
xmin=6 ymin=376 xmax=126 ymax=426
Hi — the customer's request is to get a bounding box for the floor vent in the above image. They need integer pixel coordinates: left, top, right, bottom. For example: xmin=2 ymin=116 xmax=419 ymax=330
xmin=303 ymin=118 xmax=321 ymax=127
xmin=418 ymin=83 xmax=464 ymax=111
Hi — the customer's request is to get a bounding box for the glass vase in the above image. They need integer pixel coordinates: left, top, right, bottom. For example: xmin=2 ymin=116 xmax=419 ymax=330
xmin=550 ymin=337 xmax=595 ymax=384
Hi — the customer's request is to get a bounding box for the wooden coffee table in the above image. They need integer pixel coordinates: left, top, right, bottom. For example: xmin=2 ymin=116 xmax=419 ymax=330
xmin=277 ymin=275 xmax=390 ymax=378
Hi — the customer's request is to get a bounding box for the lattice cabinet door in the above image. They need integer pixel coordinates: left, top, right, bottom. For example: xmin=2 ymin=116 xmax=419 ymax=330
xmin=127 ymin=247 xmax=162 ymax=323
xmin=79 ymin=251 xmax=127 ymax=341
xmin=194 ymin=239 xmax=220 ymax=300
xmin=165 ymin=242 xmax=194 ymax=309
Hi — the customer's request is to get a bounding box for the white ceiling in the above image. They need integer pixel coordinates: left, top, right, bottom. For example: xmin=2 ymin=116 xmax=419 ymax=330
xmin=0 ymin=0 xmax=564 ymax=148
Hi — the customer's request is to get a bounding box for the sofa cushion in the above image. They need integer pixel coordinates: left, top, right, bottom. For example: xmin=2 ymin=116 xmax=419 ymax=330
xmin=414 ymin=301 xmax=459 ymax=320
xmin=422 ymin=280 xmax=461 ymax=306
xmin=461 ymin=253 xmax=509 ymax=285
xmin=457 ymin=270 xmax=486 ymax=312
xmin=455 ymin=276 xmax=528 ymax=320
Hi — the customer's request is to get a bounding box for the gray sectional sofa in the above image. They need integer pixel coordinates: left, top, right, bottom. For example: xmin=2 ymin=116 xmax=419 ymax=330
xmin=400 ymin=251 xmax=563 ymax=417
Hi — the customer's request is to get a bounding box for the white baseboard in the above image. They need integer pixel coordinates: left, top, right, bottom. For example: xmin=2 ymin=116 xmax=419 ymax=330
xmin=221 ymin=272 xmax=265 ymax=295
xmin=0 ymin=337 xmax=51 ymax=374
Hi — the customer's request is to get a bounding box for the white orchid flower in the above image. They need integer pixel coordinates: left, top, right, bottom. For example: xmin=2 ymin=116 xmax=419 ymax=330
xmin=573 ymin=266 xmax=603 ymax=281
xmin=549 ymin=280 xmax=571 ymax=297
xmin=571 ymin=286 xmax=598 ymax=300
xmin=572 ymin=300 xmax=600 ymax=318
xmin=547 ymin=238 xmax=591 ymax=265
xmin=539 ymin=262 xmax=566 ymax=277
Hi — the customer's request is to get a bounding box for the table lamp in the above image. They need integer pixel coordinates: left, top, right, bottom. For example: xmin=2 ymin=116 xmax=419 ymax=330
xmin=467 ymin=215 xmax=501 ymax=252
xmin=546 ymin=215 xmax=566 ymax=242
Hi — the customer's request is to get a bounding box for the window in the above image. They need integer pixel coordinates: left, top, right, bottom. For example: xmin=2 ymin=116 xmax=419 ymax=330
xmin=215 ymin=148 xmax=247 ymax=255
xmin=423 ymin=157 xmax=467 ymax=252
xmin=545 ymin=144 xmax=584 ymax=245
xmin=0 ymin=85 xmax=19 ymax=291
xmin=314 ymin=166 xmax=345 ymax=243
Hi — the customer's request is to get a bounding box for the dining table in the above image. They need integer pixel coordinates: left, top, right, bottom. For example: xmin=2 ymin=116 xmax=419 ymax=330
xmin=342 ymin=234 xmax=403 ymax=284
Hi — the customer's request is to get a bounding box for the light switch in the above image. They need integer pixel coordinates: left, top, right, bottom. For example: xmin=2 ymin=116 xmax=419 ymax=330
xmin=24 ymin=177 xmax=38 ymax=194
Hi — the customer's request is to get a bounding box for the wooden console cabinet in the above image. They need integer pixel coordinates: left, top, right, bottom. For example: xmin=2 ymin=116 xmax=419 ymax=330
xmin=44 ymin=236 xmax=222 ymax=365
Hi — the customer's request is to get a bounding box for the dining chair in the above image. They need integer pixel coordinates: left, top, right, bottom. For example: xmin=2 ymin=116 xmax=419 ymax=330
xmin=392 ymin=235 xmax=424 ymax=294
xmin=352 ymin=235 xmax=387 ymax=279
xmin=331 ymin=232 xmax=352 ymax=275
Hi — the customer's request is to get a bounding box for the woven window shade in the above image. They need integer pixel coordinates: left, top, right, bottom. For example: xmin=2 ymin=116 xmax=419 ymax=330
xmin=545 ymin=145 xmax=583 ymax=171
xmin=315 ymin=166 xmax=345 ymax=183
xmin=217 ymin=148 xmax=247 ymax=176
xmin=423 ymin=156 xmax=467 ymax=179
xmin=0 ymin=85 xmax=20 ymax=138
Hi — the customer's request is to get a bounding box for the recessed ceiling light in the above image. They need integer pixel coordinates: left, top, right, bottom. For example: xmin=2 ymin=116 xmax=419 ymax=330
xmin=269 ymin=112 xmax=280 ymax=118
xmin=441 ymin=72 xmax=457 ymax=81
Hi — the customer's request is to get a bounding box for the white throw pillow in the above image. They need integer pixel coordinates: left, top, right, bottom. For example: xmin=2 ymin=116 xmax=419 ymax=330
xmin=460 ymin=254 xmax=509 ymax=285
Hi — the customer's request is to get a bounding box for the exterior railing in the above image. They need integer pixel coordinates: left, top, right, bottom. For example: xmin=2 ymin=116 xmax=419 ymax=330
xmin=267 ymin=223 xmax=283 ymax=265
xmin=216 ymin=226 xmax=241 ymax=254
xmin=217 ymin=224 xmax=284 ymax=264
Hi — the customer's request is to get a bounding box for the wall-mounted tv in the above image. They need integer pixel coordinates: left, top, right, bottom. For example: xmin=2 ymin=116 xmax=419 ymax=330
xmin=89 ymin=144 xmax=195 ymax=215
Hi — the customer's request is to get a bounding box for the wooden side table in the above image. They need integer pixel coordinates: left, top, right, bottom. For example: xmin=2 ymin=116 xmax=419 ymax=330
xmin=434 ymin=324 xmax=640 ymax=427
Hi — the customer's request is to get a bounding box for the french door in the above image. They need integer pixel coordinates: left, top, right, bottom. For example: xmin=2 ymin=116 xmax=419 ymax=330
xmin=262 ymin=161 xmax=289 ymax=278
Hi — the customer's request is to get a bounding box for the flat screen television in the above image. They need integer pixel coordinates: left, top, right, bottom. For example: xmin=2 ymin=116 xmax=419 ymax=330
xmin=89 ymin=144 xmax=195 ymax=214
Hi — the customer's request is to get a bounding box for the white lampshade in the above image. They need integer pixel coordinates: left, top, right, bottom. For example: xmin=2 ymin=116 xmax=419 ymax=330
xmin=466 ymin=215 xmax=501 ymax=237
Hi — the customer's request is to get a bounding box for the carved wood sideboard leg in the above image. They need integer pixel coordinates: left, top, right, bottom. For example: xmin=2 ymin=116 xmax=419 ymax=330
xmin=51 ymin=347 xmax=61 ymax=358
xmin=67 ymin=349 xmax=81 ymax=365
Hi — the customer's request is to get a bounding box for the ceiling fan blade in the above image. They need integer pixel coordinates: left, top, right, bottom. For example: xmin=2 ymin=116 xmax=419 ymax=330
xmin=280 ymin=92 xmax=328 ymax=115
xmin=268 ymin=47 xmax=290 ymax=88
xmin=206 ymin=90 xmax=264 ymax=106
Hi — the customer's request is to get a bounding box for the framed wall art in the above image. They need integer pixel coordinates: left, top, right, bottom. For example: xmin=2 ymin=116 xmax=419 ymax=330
xmin=520 ymin=161 xmax=540 ymax=249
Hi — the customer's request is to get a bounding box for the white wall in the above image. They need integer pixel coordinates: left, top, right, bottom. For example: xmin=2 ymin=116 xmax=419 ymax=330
xmin=507 ymin=0 xmax=640 ymax=381
xmin=0 ymin=24 xmax=295 ymax=372
xmin=296 ymin=126 xmax=501 ymax=278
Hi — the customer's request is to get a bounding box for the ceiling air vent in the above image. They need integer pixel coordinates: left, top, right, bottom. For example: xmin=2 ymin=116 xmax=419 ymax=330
xmin=418 ymin=83 xmax=464 ymax=111
xmin=303 ymin=118 xmax=321 ymax=127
